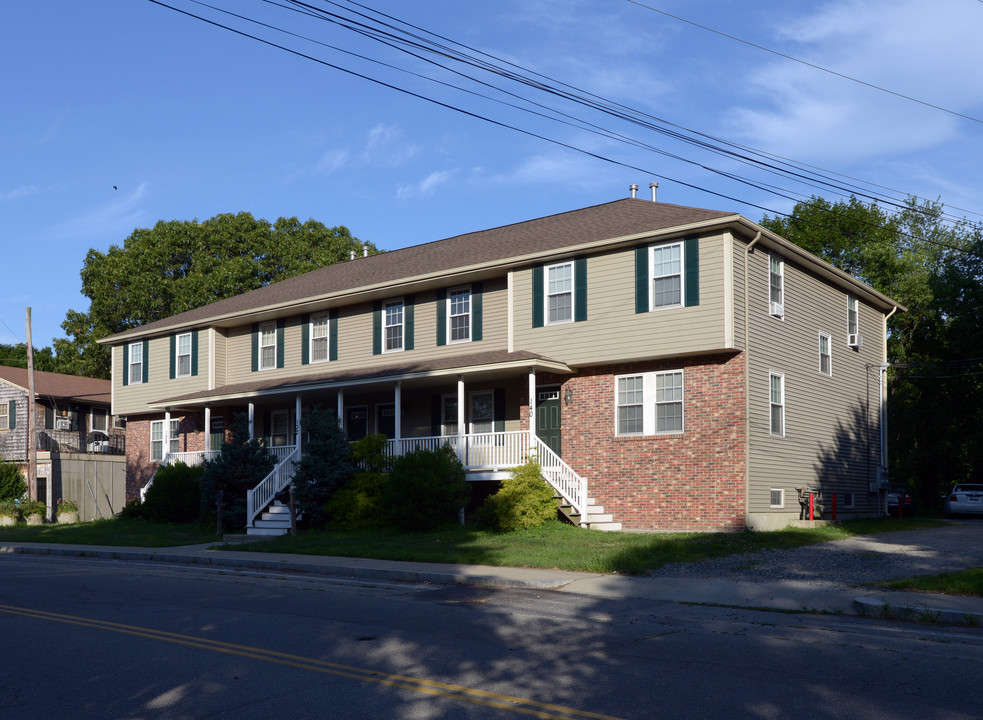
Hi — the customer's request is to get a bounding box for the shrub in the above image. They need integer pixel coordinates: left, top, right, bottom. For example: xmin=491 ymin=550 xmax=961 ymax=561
xmin=199 ymin=413 xmax=275 ymax=530
xmin=56 ymin=498 xmax=79 ymax=514
xmin=117 ymin=498 xmax=147 ymax=520
xmin=20 ymin=499 xmax=47 ymax=518
xmin=477 ymin=458 xmax=557 ymax=532
xmin=324 ymin=472 xmax=387 ymax=529
xmin=0 ymin=498 xmax=19 ymax=519
xmin=384 ymin=444 xmax=469 ymax=532
xmin=351 ymin=433 xmax=390 ymax=474
xmin=291 ymin=406 xmax=353 ymax=526
xmin=142 ymin=461 xmax=205 ymax=523
xmin=0 ymin=459 xmax=27 ymax=500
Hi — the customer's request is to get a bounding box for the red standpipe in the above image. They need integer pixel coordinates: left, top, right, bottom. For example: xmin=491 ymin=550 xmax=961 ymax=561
xmin=809 ymin=492 xmax=814 ymax=521
xmin=832 ymin=493 xmax=837 ymax=521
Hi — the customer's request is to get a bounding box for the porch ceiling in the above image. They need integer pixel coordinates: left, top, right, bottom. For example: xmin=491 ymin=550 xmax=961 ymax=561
xmin=151 ymin=349 xmax=572 ymax=410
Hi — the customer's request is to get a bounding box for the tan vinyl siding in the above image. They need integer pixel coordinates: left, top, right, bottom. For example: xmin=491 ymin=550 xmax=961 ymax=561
xmin=746 ymin=247 xmax=884 ymax=518
xmin=113 ymin=335 xmax=210 ymax=416
xmin=512 ymin=233 xmax=733 ymax=365
xmin=223 ymin=279 xmax=510 ymax=386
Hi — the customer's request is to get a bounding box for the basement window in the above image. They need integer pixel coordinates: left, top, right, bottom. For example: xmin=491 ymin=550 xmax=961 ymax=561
xmin=770 ymin=489 xmax=784 ymax=508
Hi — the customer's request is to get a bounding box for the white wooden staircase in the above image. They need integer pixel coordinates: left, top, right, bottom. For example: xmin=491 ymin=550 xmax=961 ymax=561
xmin=556 ymin=496 xmax=622 ymax=532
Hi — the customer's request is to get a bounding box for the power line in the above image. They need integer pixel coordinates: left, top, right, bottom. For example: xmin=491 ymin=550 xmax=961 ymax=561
xmin=624 ymin=0 xmax=983 ymax=126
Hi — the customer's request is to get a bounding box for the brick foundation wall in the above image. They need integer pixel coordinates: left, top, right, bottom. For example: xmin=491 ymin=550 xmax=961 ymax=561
xmin=529 ymin=353 xmax=747 ymax=532
xmin=124 ymin=412 xmax=210 ymax=501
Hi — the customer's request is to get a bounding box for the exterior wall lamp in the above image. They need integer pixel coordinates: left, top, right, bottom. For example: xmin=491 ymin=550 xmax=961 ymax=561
xmin=564 ymin=388 xmax=573 ymax=406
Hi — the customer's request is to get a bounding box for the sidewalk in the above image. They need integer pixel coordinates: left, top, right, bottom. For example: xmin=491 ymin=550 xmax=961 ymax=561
xmin=4 ymin=540 xmax=983 ymax=626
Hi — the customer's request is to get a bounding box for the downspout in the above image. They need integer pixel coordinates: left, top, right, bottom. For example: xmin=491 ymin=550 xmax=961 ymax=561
xmin=743 ymin=232 xmax=762 ymax=529
xmin=880 ymin=305 xmax=899 ymax=495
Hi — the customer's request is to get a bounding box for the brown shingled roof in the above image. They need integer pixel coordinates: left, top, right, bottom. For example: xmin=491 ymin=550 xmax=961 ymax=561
xmin=102 ymin=198 xmax=735 ymax=342
xmin=0 ymin=366 xmax=111 ymax=405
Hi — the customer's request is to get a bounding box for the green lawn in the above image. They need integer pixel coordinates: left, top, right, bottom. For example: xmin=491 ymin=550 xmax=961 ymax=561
xmin=877 ymin=568 xmax=983 ymax=597
xmin=0 ymin=515 xmax=947 ymax=575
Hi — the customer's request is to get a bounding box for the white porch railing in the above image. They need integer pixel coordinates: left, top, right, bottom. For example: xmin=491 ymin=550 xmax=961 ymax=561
xmin=139 ymin=449 xmax=221 ymax=501
xmin=246 ymin=446 xmax=300 ymax=529
xmin=533 ymin=437 xmax=587 ymax=523
xmin=385 ymin=430 xmax=530 ymax=469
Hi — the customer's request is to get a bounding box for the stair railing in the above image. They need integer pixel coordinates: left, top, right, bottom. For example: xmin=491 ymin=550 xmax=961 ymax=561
xmin=246 ymin=447 xmax=300 ymax=530
xmin=532 ymin=438 xmax=587 ymax=523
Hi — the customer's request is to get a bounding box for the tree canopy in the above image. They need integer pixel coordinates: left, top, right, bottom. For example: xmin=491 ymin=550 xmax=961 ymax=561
xmin=53 ymin=213 xmax=374 ymax=378
xmin=0 ymin=343 xmax=59 ymax=372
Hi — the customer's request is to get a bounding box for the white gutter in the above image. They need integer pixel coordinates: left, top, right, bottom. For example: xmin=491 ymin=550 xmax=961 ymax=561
xmin=743 ymin=231 xmax=762 ymax=529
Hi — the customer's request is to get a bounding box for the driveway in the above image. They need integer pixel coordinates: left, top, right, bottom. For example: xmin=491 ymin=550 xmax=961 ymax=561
xmin=648 ymin=521 xmax=983 ymax=586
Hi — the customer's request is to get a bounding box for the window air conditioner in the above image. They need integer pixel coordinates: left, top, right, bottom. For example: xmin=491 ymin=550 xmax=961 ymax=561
xmin=769 ymin=301 xmax=784 ymax=318
xmin=848 ymin=333 xmax=863 ymax=348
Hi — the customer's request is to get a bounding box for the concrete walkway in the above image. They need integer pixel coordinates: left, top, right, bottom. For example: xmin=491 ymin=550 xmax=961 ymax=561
xmin=3 ymin=540 xmax=983 ymax=626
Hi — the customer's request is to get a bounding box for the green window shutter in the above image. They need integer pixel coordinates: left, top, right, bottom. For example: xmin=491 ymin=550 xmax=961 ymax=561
xmin=431 ymin=395 xmax=442 ymax=436
xmin=191 ymin=330 xmax=199 ymax=376
xmin=472 ymin=282 xmax=483 ymax=341
xmin=635 ymin=246 xmax=649 ymax=313
xmin=251 ymin=324 xmax=259 ymax=372
xmin=45 ymin=405 xmax=53 ymax=430
xmin=574 ymin=257 xmax=587 ymax=322
xmin=493 ymin=388 xmax=505 ymax=432
xmin=436 ymin=289 xmax=447 ymax=346
xmin=169 ymin=335 xmax=176 ymax=379
xmin=532 ymin=266 xmax=544 ymax=328
xmin=301 ymin=313 xmax=310 ymax=366
xmin=142 ymin=340 xmax=149 ymax=384
xmin=684 ymin=236 xmax=700 ymax=307
xmin=372 ymin=302 xmax=382 ymax=355
xmin=122 ymin=344 xmax=129 ymax=386
xmin=329 ymin=309 xmax=338 ymax=361
xmin=8 ymin=400 xmax=15 ymax=430
xmin=405 ymin=295 xmax=415 ymax=351
xmin=276 ymin=320 xmax=285 ymax=369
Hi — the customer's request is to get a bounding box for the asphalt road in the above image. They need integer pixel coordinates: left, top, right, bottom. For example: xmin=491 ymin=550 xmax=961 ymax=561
xmin=2 ymin=553 xmax=983 ymax=719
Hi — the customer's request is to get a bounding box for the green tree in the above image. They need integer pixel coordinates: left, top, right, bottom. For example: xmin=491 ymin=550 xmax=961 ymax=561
xmin=199 ymin=413 xmax=275 ymax=530
xmin=0 ymin=343 xmax=58 ymax=372
xmin=56 ymin=213 xmax=373 ymax=378
xmin=291 ymin=406 xmax=353 ymax=526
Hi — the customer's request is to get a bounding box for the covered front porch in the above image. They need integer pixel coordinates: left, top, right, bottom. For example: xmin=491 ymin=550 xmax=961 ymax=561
xmin=151 ymin=350 xmax=600 ymax=531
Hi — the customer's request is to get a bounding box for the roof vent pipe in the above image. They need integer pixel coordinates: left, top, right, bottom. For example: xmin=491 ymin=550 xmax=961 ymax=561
xmin=362 ymin=244 xmax=368 ymax=257
xmin=349 ymin=250 xmax=355 ymax=260
xmin=629 ymin=184 xmax=638 ymax=199
xmin=650 ymin=182 xmax=659 ymax=202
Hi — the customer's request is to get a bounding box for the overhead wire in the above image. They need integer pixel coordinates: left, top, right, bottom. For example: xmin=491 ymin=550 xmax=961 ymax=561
xmin=149 ymin=0 xmax=983 ymax=240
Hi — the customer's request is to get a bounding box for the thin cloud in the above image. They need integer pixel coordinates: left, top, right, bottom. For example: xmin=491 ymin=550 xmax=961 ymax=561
xmin=396 ymin=170 xmax=456 ymax=200
xmin=314 ymin=148 xmax=349 ymax=175
xmin=0 ymin=185 xmax=39 ymax=202
xmin=363 ymin=124 xmax=419 ymax=166
xmin=51 ymin=183 xmax=148 ymax=242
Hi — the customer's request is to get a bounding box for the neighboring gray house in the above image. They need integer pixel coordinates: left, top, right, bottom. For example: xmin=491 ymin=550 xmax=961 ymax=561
xmin=101 ymin=195 xmax=903 ymax=533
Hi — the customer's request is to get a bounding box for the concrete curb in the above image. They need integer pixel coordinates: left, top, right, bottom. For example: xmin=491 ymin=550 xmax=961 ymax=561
xmin=853 ymin=596 xmax=983 ymax=626
xmin=0 ymin=544 xmax=575 ymax=590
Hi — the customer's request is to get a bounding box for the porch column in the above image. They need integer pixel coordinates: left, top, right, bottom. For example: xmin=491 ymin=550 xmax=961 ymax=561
xmin=163 ymin=409 xmax=171 ymax=460
xmin=528 ymin=368 xmax=537 ymax=446
xmin=295 ymin=394 xmax=302 ymax=453
xmin=337 ymin=389 xmax=344 ymax=429
xmin=204 ymin=406 xmax=211 ymax=454
xmin=457 ymin=375 xmax=465 ymax=464
xmin=394 ymin=381 xmax=402 ymax=441
xmin=248 ymin=403 xmax=255 ymax=440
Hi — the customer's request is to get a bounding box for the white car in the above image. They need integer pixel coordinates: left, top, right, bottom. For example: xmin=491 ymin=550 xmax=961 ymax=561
xmin=944 ymin=484 xmax=983 ymax=518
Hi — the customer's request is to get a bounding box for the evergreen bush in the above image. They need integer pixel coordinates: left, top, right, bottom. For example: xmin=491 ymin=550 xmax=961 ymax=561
xmin=323 ymin=434 xmax=390 ymax=528
xmin=292 ymin=406 xmax=353 ymax=526
xmin=384 ymin=444 xmax=469 ymax=532
xmin=199 ymin=413 xmax=275 ymax=530
xmin=0 ymin=459 xmax=27 ymax=500
xmin=142 ymin=461 xmax=205 ymax=523
xmin=477 ymin=458 xmax=557 ymax=532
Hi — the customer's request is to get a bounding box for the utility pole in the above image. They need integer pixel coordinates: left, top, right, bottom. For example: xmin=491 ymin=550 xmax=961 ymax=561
xmin=25 ymin=308 xmax=38 ymax=506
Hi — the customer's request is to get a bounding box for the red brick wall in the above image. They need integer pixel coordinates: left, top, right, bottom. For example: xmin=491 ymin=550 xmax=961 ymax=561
xmin=535 ymin=353 xmax=747 ymax=531
xmin=124 ymin=412 xmax=207 ymax=501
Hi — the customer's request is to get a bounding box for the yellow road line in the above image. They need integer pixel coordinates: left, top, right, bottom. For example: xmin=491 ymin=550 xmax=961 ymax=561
xmin=0 ymin=604 xmax=625 ymax=720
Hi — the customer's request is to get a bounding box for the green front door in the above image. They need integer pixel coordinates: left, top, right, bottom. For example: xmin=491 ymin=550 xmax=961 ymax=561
xmin=536 ymin=387 xmax=562 ymax=456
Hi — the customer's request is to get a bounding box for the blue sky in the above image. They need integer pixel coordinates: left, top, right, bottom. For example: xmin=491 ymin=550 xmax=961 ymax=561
xmin=3 ymin=0 xmax=982 ymax=350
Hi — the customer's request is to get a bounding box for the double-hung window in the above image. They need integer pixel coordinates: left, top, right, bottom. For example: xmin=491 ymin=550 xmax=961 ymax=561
xmin=259 ymin=321 xmax=277 ymax=370
xmin=128 ymin=341 xmax=144 ymax=385
xmin=384 ymin=300 xmax=404 ymax=352
xmin=546 ymin=262 xmax=573 ymax=324
xmin=650 ymin=242 xmax=683 ymax=309
xmin=769 ymin=255 xmax=784 ymax=317
xmin=150 ymin=419 xmax=180 ymax=462
xmin=175 ymin=332 xmax=192 ymax=377
xmin=449 ymin=287 xmax=471 ymax=342
xmin=615 ymin=370 xmax=684 ymax=435
xmin=616 ymin=376 xmax=644 ymax=435
xmin=0 ymin=403 xmax=8 ymax=430
xmin=847 ymin=295 xmax=859 ymax=343
xmin=91 ymin=408 xmax=109 ymax=433
xmin=769 ymin=372 xmax=785 ymax=437
xmin=310 ymin=312 xmax=330 ymax=363
xmin=819 ymin=333 xmax=831 ymax=376
xmin=441 ymin=395 xmax=459 ymax=436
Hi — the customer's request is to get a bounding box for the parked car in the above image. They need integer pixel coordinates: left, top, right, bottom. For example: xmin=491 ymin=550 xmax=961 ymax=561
xmin=886 ymin=485 xmax=914 ymax=516
xmin=944 ymin=484 xmax=983 ymax=518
